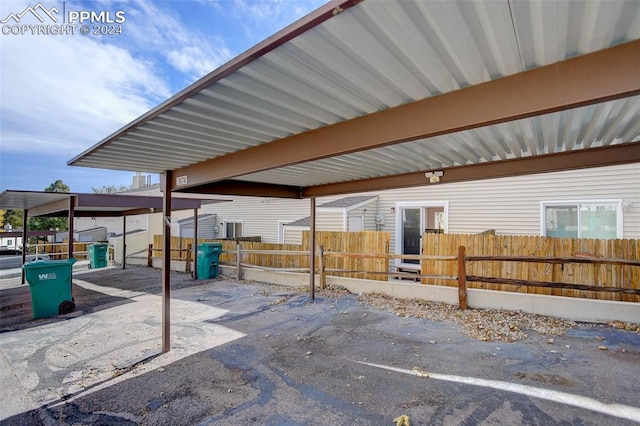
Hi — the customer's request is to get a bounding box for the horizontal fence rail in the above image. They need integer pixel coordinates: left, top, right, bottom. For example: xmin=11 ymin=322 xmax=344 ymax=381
xmin=424 ymin=233 xmax=639 ymax=303
xmin=148 ymin=232 xmax=638 ymax=304
xmin=34 ymin=242 xmax=114 ymax=262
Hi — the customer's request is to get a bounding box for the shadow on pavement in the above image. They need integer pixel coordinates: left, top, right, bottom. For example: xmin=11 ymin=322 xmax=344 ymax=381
xmin=0 ymin=284 xmax=133 ymax=333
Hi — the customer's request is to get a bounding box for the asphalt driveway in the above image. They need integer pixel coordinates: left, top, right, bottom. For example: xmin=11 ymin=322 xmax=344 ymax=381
xmin=1 ymin=266 xmax=639 ymax=425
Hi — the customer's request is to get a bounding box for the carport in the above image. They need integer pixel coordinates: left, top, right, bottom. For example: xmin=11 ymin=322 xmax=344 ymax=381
xmin=68 ymin=0 xmax=640 ymax=352
xmin=0 ymin=190 xmax=204 ymax=282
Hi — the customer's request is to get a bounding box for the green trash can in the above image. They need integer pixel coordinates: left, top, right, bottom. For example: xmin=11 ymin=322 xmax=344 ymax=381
xmin=196 ymin=242 xmax=223 ymax=279
xmin=88 ymin=243 xmax=108 ymax=269
xmin=22 ymin=258 xmax=77 ymax=319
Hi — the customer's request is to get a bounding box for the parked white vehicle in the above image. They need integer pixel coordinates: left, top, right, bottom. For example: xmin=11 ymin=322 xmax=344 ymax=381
xmin=0 ymin=249 xmax=51 ymax=270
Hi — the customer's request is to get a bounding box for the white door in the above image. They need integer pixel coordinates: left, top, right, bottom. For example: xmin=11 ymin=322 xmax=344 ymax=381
xmin=348 ymin=216 xmax=364 ymax=231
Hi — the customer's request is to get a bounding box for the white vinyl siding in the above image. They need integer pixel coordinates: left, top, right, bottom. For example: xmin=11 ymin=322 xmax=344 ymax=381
xmin=374 ymin=163 xmax=639 ymax=254
xmin=203 ymin=197 xmax=313 ymax=243
xmin=199 ymin=164 xmax=638 ymax=248
xmin=318 ymin=211 xmax=346 ymax=231
xmin=283 ymin=226 xmax=306 ymax=245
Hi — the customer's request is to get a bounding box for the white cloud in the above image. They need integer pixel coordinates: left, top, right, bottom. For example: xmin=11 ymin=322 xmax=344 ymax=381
xmin=231 ymin=0 xmax=325 ymax=41
xmin=0 ymin=0 xmax=233 ymax=161
xmin=121 ymin=0 xmax=232 ymax=81
xmin=0 ymin=0 xmax=323 ymax=191
xmin=0 ymin=32 xmax=169 ymax=155
xmin=167 ymin=45 xmax=228 ymax=77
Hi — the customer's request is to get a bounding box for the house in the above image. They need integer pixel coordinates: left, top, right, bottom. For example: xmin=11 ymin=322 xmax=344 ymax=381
xmin=200 ymin=162 xmax=639 ymax=273
xmin=0 ymin=230 xmax=21 ymax=249
xmin=74 ymin=163 xmax=638 ymax=272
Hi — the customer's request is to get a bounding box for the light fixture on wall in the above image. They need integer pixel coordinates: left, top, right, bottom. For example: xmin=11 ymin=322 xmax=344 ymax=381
xmin=425 ymin=170 xmax=444 ymax=183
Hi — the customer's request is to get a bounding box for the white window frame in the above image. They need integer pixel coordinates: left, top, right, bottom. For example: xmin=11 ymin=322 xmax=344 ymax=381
xmin=394 ymin=201 xmax=449 ymax=270
xmin=539 ymin=199 xmax=623 ymax=239
xmin=223 ymin=220 xmax=243 ymax=239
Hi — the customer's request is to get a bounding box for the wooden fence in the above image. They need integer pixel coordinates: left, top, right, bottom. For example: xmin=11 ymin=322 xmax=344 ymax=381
xmin=302 ymin=231 xmax=390 ymax=280
xmin=148 ymin=232 xmax=638 ymax=302
xmin=422 ymin=233 xmax=639 ymax=302
xmin=151 ymin=231 xmax=390 ymax=281
xmin=35 ymin=242 xmax=92 ymax=260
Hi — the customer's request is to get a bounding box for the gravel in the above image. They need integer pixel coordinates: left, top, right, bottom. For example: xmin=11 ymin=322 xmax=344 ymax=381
xmin=356 ymin=292 xmax=579 ymax=342
xmin=282 ymin=282 xmax=638 ymax=342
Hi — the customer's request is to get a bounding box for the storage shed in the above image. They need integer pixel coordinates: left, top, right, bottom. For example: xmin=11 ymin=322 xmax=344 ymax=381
xmin=283 ymin=196 xmax=378 ymax=244
xmin=177 ymin=214 xmax=218 ymax=240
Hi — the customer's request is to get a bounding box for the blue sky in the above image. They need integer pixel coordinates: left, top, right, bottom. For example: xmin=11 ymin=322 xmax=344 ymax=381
xmin=0 ymin=0 xmax=325 ymax=193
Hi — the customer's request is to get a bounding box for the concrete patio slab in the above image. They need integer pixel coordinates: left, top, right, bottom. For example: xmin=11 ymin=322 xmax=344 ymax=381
xmin=1 ymin=266 xmax=639 ymax=425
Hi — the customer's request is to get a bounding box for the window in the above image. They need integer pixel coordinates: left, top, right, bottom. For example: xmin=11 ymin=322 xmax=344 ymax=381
xmin=395 ymin=202 xmax=448 ymax=268
xmin=541 ymin=201 xmax=622 ymax=239
xmin=224 ymin=221 xmax=242 ymax=239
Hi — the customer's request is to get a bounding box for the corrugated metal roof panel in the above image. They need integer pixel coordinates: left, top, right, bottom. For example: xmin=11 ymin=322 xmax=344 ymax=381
xmin=238 ymin=96 xmax=640 ymax=187
xmin=69 ymin=0 xmax=640 ymax=190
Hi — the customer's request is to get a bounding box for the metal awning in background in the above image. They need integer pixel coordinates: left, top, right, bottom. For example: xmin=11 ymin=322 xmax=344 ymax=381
xmin=0 ymin=190 xmax=206 ymax=284
xmin=0 ymin=190 xmax=203 ymax=217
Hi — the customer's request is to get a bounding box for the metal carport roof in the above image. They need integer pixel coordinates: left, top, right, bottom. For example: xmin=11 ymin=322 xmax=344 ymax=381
xmin=65 ymin=0 xmax=640 ymax=353
xmin=68 ymin=0 xmax=640 ymax=197
xmin=0 ymin=190 xmax=206 ymax=285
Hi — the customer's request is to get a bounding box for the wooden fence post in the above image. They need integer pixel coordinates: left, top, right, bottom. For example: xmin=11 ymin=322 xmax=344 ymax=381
xmin=185 ymin=243 xmax=192 ymax=274
xmin=236 ymin=242 xmax=242 ymax=281
xmin=458 ymin=245 xmax=468 ymax=310
xmin=319 ymin=245 xmax=326 ymax=289
xmin=147 ymin=243 xmax=153 ymax=267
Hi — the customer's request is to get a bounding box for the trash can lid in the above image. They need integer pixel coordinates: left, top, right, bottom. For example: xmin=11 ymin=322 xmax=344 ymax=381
xmin=22 ymin=258 xmax=77 ymax=269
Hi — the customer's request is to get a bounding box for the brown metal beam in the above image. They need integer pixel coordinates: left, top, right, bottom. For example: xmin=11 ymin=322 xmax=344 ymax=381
xmin=171 ymin=40 xmax=640 ymax=192
xmin=25 ymin=194 xmax=202 ymax=218
xmin=21 ymin=209 xmax=28 ymax=284
xmin=303 ymin=143 xmax=640 ymax=197
xmin=68 ymin=196 xmax=75 ymax=259
xmin=176 ymin=180 xmax=301 ymax=198
xmin=309 ymin=196 xmax=316 ymax=300
xmin=193 ymin=209 xmax=198 ymax=279
xmin=122 ymin=217 xmax=127 ymax=270
xmin=74 ymin=194 xmax=201 ymax=210
xmin=162 ymin=171 xmax=172 ymax=353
